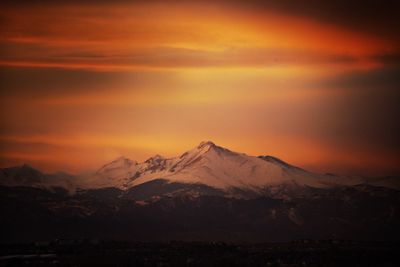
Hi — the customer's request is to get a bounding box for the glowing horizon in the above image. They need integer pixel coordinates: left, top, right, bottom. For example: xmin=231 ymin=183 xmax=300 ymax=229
xmin=0 ymin=0 xmax=399 ymax=176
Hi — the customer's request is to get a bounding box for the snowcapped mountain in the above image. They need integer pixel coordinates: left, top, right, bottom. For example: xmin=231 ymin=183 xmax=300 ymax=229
xmin=0 ymin=164 xmax=44 ymax=186
xmin=1 ymin=141 xmax=399 ymax=193
xmin=0 ymin=164 xmax=77 ymax=191
xmin=1 ymin=141 xmax=399 ymax=243
xmin=82 ymin=141 xmax=399 ymax=192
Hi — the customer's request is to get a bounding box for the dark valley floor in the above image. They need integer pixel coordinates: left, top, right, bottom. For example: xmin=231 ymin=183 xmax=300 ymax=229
xmin=1 ymin=240 xmax=399 ymax=267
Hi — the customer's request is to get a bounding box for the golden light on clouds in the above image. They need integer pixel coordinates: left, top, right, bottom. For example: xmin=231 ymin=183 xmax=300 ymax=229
xmin=0 ymin=0 xmax=399 ymax=175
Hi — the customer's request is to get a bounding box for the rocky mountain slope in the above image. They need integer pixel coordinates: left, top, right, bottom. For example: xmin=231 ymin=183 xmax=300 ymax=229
xmin=81 ymin=141 xmax=400 ymax=192
xmin=1 ymin=141 xmax=399 ymax=242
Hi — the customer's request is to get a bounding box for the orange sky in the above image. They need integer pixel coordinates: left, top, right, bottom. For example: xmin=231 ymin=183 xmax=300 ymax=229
xmin=1 ymin=0 xmax=399 ymax=175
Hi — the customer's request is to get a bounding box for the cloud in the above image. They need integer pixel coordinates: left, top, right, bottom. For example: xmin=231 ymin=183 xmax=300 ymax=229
xmin=319 ymin=66 xmax=400 ymax=89
xmin=0 ymin=43 xmax=364 ymax=71
xmin=0 ymin=0 xmax=399 ymax=175
xmin=0 ymin=67 xmax=177 ymax=97
xmin=226 ymin=0 xmax=400 ymax=43
xmin=2 ymin=0 xmax=398 ymax=42
xmin=373 ymin=53 xmax=400 ymax=66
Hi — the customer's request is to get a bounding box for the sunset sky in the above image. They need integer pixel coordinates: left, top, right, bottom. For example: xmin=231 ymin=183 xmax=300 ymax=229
xmin=0 ymin=0 xmax=399 ymax=175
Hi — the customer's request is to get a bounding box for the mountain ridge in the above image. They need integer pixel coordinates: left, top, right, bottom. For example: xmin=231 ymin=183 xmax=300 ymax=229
xmin=1 ymin=141 xmax=399 ymax=242
xmin=1 ymin=141 xmax=399 ymax=193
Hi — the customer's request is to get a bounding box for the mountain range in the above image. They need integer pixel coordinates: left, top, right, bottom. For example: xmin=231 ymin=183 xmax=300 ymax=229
xmin=2 ymin=141 xmax=399 ymax=193
xmin=1 ymin=141 xmax=399 ymax=242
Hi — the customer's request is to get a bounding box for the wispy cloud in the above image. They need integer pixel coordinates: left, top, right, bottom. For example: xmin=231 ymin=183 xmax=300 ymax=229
xmin=0 ymin=0 xmax=399 ymax=175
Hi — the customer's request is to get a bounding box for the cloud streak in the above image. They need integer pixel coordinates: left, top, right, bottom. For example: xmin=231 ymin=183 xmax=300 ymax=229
xmin=0 ymin=0 xmax=399 ymax=175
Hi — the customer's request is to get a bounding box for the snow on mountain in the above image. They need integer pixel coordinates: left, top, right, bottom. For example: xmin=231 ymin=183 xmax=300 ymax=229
xmin=85 ymin=141 xmax=393 ymax=191
xmin=1 ymin=141 xmax=399 ymax=192
xmin=97 ymin=156 xmax=137 ymax=174
xmin=0 ymin=164 xmax=76 ymax=191
xmin=0 ymin=164 xmax=44 ymax=186
xmin=129 ymin=141 xmax=321 ymax=190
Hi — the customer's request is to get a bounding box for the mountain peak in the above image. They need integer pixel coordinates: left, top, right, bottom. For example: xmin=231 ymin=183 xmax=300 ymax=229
xmin=4 ymin=164 xmax=43 ymax=176
xmin=198 ymin=140 xmax=216 ymax=149
xmin=112 ymin=156 xmax=136 ymax=166
xmin=145 ymin=154 xmax=165 ymax=164
xmin=20 ymin=163 xmax=36 ymax=170
xmin=113 ymin=155 xmax=131 ymax=161
xmin=191 ymin=141 xmax=219 ymax=156
xmin=97 ymin=156 xmax=136 ymax=174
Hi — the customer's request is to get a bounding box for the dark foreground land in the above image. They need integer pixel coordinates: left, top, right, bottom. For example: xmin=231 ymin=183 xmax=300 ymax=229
xmin=0 ymin=240 xmax=399 ymax=267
